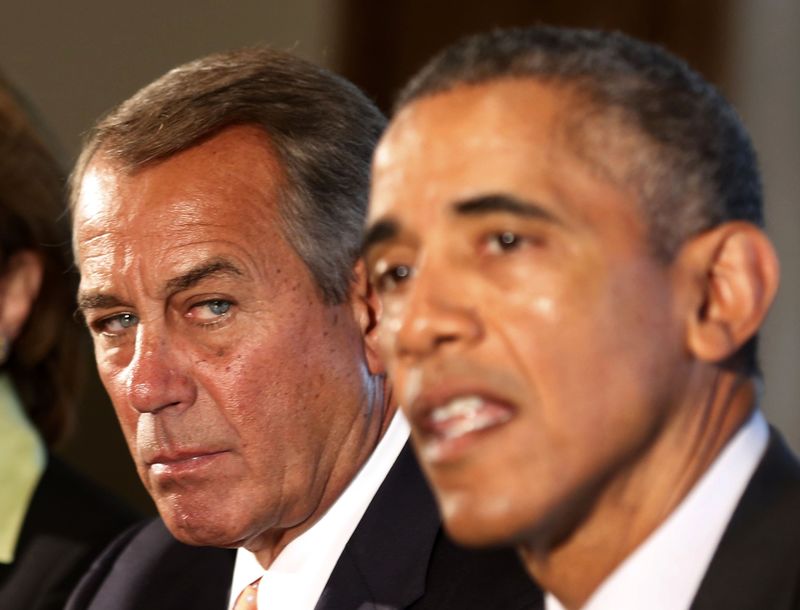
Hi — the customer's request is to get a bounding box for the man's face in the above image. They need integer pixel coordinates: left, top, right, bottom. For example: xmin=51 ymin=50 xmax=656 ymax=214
xmin=75 ymin=126 xmax=381 ymax=549
xmin=365 ymin=80 xmax=692 ymax=547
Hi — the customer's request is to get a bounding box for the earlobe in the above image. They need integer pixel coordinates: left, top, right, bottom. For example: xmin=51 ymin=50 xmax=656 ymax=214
xmin=350 ymin=259 xmax=387 ymax=376
xmin=682 ymin=222 xmax=779 ymax=364
xmin=0 ymin=250 xmax=45 ymax=341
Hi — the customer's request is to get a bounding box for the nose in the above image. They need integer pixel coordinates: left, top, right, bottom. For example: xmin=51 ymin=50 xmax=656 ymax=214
xmin=125 ymin=327 xmax=196 ymax=414
xmin=392 ymin=262 xmax=482 ymax=361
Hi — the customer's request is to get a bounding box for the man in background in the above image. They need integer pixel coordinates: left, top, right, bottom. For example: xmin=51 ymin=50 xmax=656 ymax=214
xmin=67 ymin=47 xmax=539 ymax=609
xmin=365 ymin=27 xmax=799 ymax=609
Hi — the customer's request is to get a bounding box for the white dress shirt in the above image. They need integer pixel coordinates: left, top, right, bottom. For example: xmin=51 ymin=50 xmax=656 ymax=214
xmin=546 ymin=409 xmax=769 ymax=610
xmin=227 ymin=411 xmax=410 ymax=610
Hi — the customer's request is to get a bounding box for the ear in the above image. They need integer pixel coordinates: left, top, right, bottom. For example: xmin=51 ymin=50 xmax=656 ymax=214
xmin=678 ymin=222 xmax=779 ymax=364
xmin=0 ymin=250 xmax=45 ymax=341
xmin=349 ymin=258 xmax=386 ymax=376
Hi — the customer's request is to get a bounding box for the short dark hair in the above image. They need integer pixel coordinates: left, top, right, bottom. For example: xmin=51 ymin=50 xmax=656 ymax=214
xmin=71 ymin=46 xmax=386 ymax=304
xmin=1 ymin=73 xmax=84 ymax=446
xmin=396 ymin=26 xmax=763 ymax=375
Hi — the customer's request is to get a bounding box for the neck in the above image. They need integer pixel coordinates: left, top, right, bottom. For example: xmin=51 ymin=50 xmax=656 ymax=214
xmin=250 ymin=375 xmax=397 ymax=568
xmin=520 ymin=368 xmax=756 ymax=609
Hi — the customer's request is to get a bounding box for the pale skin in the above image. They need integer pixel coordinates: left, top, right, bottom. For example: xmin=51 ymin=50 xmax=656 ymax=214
xmin=365 ymin=80 xmax=779 ymax=608
xmin=73 ymin=125 xmax=395 ymax=568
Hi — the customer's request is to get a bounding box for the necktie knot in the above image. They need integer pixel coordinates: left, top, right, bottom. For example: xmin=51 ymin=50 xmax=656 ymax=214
xmin=233 ymin=576 xmax=261 ymax=610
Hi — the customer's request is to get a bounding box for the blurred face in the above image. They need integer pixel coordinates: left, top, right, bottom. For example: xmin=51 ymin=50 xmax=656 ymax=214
xmin=75 ymin=126 xmax=382 ymax=549
xmin=365 ymin=80 xmax=691 ymax=547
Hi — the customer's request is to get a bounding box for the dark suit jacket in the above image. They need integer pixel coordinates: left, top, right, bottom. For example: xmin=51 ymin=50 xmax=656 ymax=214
xmin=691 ymin=429 xmax=800 ymax=609
xmin=0 ymin=456 xmax=138 ymax=610
xmin=66 ymin=443 xmax=542 ymax=609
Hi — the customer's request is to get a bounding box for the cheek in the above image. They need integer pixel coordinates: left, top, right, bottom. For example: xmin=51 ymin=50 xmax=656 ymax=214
xmin=95 ymin=359 xmax=137 ymax=430
xmin=376 ymin=324 xmax=398 ymax=379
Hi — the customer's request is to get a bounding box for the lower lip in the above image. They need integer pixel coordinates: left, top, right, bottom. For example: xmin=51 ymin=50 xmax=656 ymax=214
xmin=149 ymin=451 xmax=229 ymax=478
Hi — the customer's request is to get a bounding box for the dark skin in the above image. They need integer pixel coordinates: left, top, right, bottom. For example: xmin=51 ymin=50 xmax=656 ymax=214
xmin=365 ymin=79 xmax=779 ymax=608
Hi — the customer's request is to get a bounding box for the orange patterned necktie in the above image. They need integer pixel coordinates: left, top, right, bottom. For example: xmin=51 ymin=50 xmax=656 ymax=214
xmin=233 ymin=577 xmax=261 ymax=610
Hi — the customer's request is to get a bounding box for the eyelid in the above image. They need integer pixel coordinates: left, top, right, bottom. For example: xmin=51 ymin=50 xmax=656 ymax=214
xmin=90 ymin=311 xmax=139 ymax=337
xmin=185 ymin=297 xmax=235 ymax=325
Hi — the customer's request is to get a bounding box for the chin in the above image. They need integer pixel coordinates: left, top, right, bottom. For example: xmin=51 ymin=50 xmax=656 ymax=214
xmin=157 ymin=496 xmax=249 ymax=548
xmin=438 ymin=492 xmax=534 ymax=548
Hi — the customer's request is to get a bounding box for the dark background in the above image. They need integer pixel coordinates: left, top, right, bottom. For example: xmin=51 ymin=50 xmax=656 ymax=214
xmin=1 ymin=0 xmax=797 ymax=514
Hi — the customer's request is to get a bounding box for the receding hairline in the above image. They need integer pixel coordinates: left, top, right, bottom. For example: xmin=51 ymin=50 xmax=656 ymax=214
xmin=70 ymin=120 xmax=290 ymax=213
xmin=70 ymin=123 xmax=300 ymax=266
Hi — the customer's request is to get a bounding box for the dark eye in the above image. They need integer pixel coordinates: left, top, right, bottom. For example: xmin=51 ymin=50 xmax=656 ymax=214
xmin=97 ymin=312 xmax=139 ymax=335
xmin=487 ymin=231 xmax=522 ymax=253
xmin=376 ymin=264 xmax=413 ymax=293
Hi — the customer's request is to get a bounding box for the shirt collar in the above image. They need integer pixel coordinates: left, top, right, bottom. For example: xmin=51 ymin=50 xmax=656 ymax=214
xmin=0 ymin=373 xmax=46 ymax=563
xmin=546 ymin=408 xmax=769 ymax=610
xmin=229 ymin=411 xmax=410 ymax=610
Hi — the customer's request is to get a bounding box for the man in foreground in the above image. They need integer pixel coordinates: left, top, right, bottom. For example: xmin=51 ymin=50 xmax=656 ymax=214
xmin=67 ymin=47 xmax=538 ymax=609
xmin=365 ymin=27 xmax=799 ymax=609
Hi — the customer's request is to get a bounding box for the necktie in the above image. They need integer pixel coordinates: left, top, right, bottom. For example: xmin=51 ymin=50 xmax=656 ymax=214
xmin=233 ymin=577 xmax=261 ymax=610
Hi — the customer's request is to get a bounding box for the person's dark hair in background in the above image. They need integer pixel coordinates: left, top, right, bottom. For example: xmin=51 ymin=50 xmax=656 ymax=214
xmin=0 ymin=73 xmax=137 ymax=610
xmin=0 ymin=73 xmax=81 ymax=445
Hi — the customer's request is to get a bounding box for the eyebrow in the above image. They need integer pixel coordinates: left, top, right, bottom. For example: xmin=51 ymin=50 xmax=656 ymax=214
xmin=165 ymin=259 xmax=243 ymax=292
xmin=453 ymin=193 xmax=560 ymax=223
xmin=362 ymin=220 xmax=400 ymax=256
xmin=362 ymin=193 xmax=560 ymax=256
xmin=76 ymin=293 xmax=125 ymax=312
xmin=76 ymin=258 xmax=244 ymax=314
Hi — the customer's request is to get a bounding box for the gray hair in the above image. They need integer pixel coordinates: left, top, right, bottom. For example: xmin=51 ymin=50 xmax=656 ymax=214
xmin=71 ymin=46 xmax=386 ymax=304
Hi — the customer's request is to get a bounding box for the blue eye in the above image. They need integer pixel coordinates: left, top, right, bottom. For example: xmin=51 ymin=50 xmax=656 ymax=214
xmin=206 ymin=300 xmax=231 ymax=315
xmin=190 ymin=299 xmax=234 ymax=324
xmin=97 ymin=312 xmax=139 ymax=335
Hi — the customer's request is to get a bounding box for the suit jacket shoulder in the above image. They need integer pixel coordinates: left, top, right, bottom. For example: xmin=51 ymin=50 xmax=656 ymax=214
xmin=66 ymin=517 xmax=235 ymax=610
xmin=692 ymin=429 xmax=800 ymax=610
xmin=318 ymin=443 xmax=542 ymax=609
xmin=0 ymin=456 xmax=138 ymax=610
xmin=69 ymin=443 xmax=540 ymax=610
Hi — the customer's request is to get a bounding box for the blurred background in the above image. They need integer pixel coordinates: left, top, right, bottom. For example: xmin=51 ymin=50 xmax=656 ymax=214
xmin=1 ymin=0 xmax=797 ymax=514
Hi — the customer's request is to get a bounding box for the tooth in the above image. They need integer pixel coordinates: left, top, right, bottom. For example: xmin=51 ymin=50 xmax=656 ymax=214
xmin=440 ymin=409 xmax=511 ymax=440
xmin=431 ymin=396 xmax=483 ymax=423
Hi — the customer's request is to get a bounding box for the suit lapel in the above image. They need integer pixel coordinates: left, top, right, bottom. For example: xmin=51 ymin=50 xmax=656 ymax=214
xmin=691 ymin=429 xmax=800 ymax=610
xmin=316 ymin=443 xmax=440 ymax=609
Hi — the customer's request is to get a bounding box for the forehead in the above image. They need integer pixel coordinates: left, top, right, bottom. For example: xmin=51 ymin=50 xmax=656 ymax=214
xmin=74 ymin=126 xmax=287 ymax=259
xmin=76 ymin=125 xmax=285 ymax=226
xmin=369 ymin=79 xmax=630 ymax=224
xmin=72 ymin=125 xmax=311 ymax=296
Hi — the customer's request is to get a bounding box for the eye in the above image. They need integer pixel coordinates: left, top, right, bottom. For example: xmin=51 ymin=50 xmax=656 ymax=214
xmin=374 ymin=264 xmax=413 ymax=294
xmin=95 ymin=312 xmax=139 ymax=336
xmin=188 ymin=299 xmax=233 ymax=324
xmin=486 ymin=231 xmax=523 ymax=254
